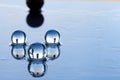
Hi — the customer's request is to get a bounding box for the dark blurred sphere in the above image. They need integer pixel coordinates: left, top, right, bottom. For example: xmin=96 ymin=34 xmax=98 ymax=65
xmin=26 ymin=0 xmax=44 ymax=11
xmin=26 ymin=11 xmax=44 ymax=28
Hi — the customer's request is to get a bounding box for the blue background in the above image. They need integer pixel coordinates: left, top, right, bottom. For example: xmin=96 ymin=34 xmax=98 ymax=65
xmin=0 ymin=0 xmax=120 ymax=80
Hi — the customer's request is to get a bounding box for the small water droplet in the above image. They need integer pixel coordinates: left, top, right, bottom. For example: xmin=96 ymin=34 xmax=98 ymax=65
xmin=28 ymin=43 xmax=46 ymax=61
xmin=26 ymin=0 xmax=44 ymax=11
xmin=45 ymin=44 xmax=60 ymax=60
xmin=45 ymin=30 xmax=60 ymax=44
xmin=11 ymin=30 xmax=26 ymax=45
xmin=28 ymin=62 xmax=47 ymax=77
xmin=11 ymin=45 xmax=26 ymax=60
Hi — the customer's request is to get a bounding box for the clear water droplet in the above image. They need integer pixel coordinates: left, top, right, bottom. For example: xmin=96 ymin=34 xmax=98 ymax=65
xmin=28 ymin=43 xmax=46 ymax=61
xmin=28 ymin=62 xmax=47 ymax=77
xmin=11 ymin=45 xmax=26 ymax=60
xmin=45 ymin=44 xmax=60 ymax=60
xmin=11 ymin=30 xmax=26 ymax=44
xmin=45 ymin=30 xmax=60 ymax=44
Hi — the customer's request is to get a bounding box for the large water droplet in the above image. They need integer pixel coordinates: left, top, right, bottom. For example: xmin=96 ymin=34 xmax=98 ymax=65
xmin=45 ymin=30 xmax=60 ymax=44
xmin=45 ymin=44 xmax=60 ymax=60
xmin=28 ymin=62 xmax=47 ymax=77
xmin=11 ymin=30 xmax=26 ymax=45
xmin=28 ymin=43 xmax=46 ymax=61
xmin=11 ymin=45 xmax=26 ymax=60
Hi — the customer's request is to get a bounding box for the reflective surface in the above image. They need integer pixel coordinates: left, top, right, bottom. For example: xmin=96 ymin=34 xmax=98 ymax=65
xmin=1 ymin=0 xmax=120 ymax=80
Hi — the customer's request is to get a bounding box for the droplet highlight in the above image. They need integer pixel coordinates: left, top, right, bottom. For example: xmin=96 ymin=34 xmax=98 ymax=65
xmin=45 ymin=30 xmax=60 ymax=44
xmin=28 ymin=43 xmax=46 ymax=61
xmin=11 ymin=30 xmax=26 ymax=45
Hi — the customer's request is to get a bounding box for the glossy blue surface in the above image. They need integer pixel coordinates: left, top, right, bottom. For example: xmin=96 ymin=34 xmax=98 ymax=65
xmin=1 ymin=0 xmax=120 ymax=80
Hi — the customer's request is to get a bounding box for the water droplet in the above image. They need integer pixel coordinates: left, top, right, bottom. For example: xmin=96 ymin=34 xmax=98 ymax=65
xmin=11 ymin=45 xmax=26 ymax=60
xmin=45 ymin=44 xmax=60 ymax=60
xmin=28 ymin=43 xmax=46 ymax=61
xmin=11 ymin=30 xmax=26 ymax=45
xmin=26 ymin=0 xmax=44 ymax=11
xmin=45 ymin=30 xmax=60 ymax=44
xmin=28 ymin=62 xmax=47 ymax=77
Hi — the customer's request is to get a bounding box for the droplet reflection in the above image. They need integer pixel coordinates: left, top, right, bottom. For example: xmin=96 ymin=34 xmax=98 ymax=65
xmin=10 ymin=29 xmax=61 ymax=78
xmin=11 ymin=45 xmax=26 ymax=60
xmin=45 ymin=44 xmax=60 ymax=60
xmin=28 ymin=62 xmax=47 ymax=77
xmin=26 ymin=11 xmax=44 ymax=28
xmin=28 ymin=43 xmax=46 ymax=61
xmin=11 ymin=30 xmax=26 ymax=45
xmin=45 ymin=30 xmax=60 ymax=44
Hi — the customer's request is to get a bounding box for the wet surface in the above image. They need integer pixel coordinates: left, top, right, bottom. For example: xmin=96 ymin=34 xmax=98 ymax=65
xmin=10 ymin=29 xmax=61 ymax=78
xmin=1 ymin=0 xmax=120 ymax=80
